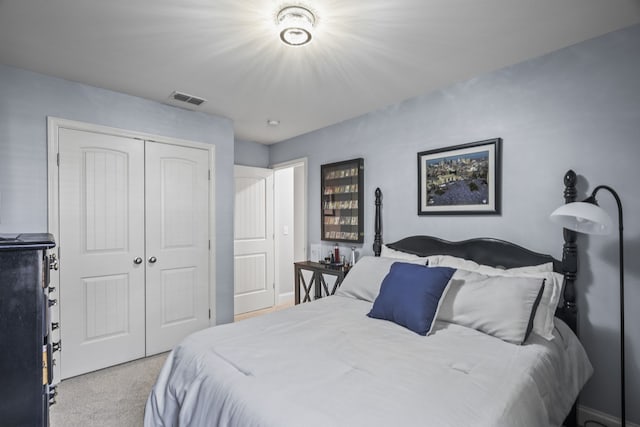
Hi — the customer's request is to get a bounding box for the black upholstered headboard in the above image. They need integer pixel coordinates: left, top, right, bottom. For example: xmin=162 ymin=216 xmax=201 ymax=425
xmin=371 ymin=170 xmax=579 ymax=333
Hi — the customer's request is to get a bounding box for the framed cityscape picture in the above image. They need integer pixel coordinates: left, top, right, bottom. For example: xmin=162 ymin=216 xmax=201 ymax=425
xmin=417 ymin=138 xmax=502 ymax=215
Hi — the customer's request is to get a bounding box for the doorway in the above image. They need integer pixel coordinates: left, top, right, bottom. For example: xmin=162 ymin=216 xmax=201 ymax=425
xmin=233 ymin=159 xmax=307 ymax=316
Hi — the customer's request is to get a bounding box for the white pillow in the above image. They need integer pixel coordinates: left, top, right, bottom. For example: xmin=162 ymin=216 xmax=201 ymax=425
xmin=427 ymin=254 xmax=562 ymax=340
xmin=335 ymin=256 xmax=425 ymax=302
xmin=490 ymin=270 xmax=563 ymax=341
xmin=380 ymin=245 xmax=429 ymax=262
xmin=436 ymin=270 xmax=546 ymax=344
xmin=427 ymin=254 xmax=553 ymax=275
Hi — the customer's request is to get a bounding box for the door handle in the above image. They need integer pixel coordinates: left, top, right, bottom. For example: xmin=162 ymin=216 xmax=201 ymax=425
xmin=148 ymin=256 xmax=157 ymax=264
xmin=133 ymin=257 xmax=143 ymax=265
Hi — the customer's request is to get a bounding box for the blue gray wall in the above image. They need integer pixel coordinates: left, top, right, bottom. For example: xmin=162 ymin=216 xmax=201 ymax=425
xmin=0 ymin=64 xmax=236 ymax=324
xmin=270 ymin=24 xmax=640 ymax=422
xmin=234 ymin=138 xmax=270 ymax=168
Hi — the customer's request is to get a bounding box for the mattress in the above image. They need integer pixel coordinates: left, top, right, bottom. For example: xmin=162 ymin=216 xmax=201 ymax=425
xmin=144 ymin=295 xmax=592 ymax=427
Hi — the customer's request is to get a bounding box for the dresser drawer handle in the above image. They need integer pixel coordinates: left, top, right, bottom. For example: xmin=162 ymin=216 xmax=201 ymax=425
xmin=49 ymin=254 xmax=59 ymax=271
xmin=49 ymin=385 xmax=58 ymax=405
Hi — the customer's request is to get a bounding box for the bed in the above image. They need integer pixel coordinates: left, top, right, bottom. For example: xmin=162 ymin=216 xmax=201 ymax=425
xmin=145 ymin=172 xmax=592 ymax=427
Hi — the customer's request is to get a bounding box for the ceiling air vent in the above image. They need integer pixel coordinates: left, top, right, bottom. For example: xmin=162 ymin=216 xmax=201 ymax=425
xmin=169 ymin=91 xmax=207 ymax=107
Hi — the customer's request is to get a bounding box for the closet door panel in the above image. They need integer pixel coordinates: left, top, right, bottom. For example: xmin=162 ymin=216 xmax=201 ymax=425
xmin=145 ymin=141 xmax=210 ymax=355
xmin=58 ymin=128 xmax=145 ymax=379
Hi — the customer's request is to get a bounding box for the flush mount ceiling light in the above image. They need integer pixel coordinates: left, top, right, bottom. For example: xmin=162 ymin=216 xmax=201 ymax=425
xmin=277 ymin=6 xmax=316 ymax=46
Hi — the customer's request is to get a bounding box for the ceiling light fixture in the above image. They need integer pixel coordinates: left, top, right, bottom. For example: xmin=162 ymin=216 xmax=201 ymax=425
xmin=267 ymin=119 xmax=280 ymax=126
xmin=277 ymin=6 xmax=315 ymax=46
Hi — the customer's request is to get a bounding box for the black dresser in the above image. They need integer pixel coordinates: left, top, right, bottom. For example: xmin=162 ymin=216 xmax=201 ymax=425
xmin=0 ymin=233 xmax=58 ymax=426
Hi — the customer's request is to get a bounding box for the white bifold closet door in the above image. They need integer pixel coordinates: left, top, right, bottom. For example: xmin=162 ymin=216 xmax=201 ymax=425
xmin=58 ymin=128 xmax=209 ymax=379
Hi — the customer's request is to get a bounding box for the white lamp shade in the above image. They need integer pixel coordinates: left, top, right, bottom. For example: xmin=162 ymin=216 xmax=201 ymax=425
xmin=550 ymin=202 xmax=613 ymax=235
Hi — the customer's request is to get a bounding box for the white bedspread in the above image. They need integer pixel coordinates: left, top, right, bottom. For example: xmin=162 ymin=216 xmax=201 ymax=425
xmin=144 ymin=295 xmax=592 ymax=427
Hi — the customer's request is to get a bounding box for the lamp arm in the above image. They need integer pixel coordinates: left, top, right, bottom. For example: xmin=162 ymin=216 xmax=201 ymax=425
xmin=591 ymin=185 xmax=623 ymax=233
xmin=592 ymin=185 xmax=625 ymax=425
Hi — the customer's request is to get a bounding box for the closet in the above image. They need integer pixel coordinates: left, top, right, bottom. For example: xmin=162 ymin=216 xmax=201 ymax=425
xmin=55 ymin=126 xmax=211 ymax=379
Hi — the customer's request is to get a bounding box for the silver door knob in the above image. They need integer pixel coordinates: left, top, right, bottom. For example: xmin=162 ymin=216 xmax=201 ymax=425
xmin=133 ymin=257 xmax=143 ymax=265
xmin=148 ymin=256 xmax=157 ymax=264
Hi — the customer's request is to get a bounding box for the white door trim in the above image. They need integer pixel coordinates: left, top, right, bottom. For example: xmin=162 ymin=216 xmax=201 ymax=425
xmin=47 ymin=117 xmax=217 ymax=381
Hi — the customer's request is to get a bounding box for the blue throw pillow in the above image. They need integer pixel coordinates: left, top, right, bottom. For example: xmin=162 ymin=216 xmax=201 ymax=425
xmin=367 ymin=263 xmax=456 ymax=335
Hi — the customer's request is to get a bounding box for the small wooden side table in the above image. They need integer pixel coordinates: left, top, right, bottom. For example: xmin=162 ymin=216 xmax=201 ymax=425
xmin=294 ymin=261 xmax=350 ymax=304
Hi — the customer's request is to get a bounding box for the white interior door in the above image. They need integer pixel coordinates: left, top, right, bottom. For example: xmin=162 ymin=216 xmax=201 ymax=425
xmin=58 ymin=128 xmax=145 ymax=379
xmin=145 ymin=141 xmax=210 ymax=355
xmin=234 ymin=165 xmax=274 ymax=315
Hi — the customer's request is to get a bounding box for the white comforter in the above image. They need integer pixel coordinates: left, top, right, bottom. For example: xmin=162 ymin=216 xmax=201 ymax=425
xmin=144 ymin=295 xmax=592 ymax=427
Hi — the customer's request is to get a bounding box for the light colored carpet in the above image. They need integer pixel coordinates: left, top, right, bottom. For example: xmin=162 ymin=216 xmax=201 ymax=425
xmin=50 ymin=352 xmax=168 ymax=427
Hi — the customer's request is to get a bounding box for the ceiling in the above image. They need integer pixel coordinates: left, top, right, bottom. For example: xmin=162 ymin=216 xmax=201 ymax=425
xmin=1 ymin=1 xmax=639 ymax=144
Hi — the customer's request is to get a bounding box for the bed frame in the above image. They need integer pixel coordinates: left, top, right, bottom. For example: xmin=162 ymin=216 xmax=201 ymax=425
xmin=371 ymin=170 xmax=579 ymax=427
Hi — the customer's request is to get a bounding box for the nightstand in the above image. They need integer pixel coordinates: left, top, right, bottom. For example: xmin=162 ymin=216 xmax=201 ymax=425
xmin=294 ymin=261 xmax=350 ymax=304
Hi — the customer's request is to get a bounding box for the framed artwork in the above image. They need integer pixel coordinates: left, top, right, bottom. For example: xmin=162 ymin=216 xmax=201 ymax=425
xmin=321 ymin=158 xmax=364 ymax=243
xmin=417 ymin=138 xmax=501 ymax=215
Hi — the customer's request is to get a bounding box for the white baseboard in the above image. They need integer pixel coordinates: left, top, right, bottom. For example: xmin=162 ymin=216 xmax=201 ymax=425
xmin=578 ymin=405 xmax=639 ymax=427
xmin=277 ymin=292 xmax=294 ymax=306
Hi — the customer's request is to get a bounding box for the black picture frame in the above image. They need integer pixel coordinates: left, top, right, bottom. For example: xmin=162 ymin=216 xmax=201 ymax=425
xmin=417 ymin=138 xmax=502 ymax=215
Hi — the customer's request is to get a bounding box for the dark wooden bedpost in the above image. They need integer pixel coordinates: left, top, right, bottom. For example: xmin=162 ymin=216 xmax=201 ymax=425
xmin=560 ymin=170 xmax=578 ymax=333
xmin=373 ymin=188 xmax=382 ymax=256
xmin=559 ymin=170 xmax=579 ymax=427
